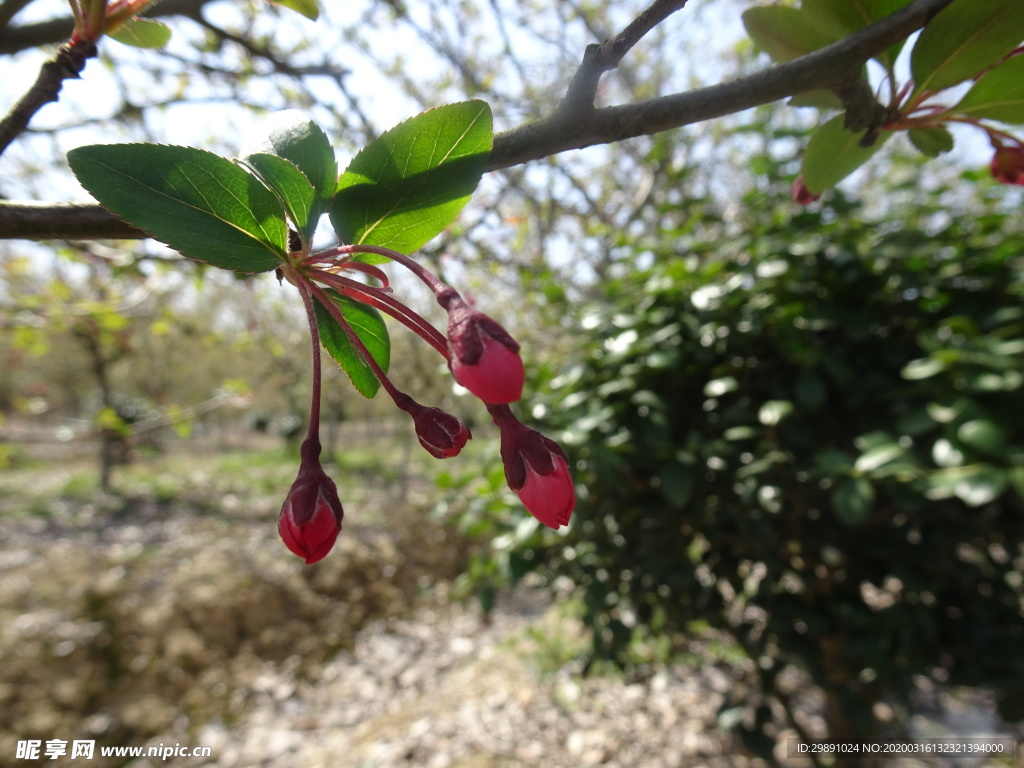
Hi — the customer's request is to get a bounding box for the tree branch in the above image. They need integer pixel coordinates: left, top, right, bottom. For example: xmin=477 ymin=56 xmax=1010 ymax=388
xmin=0 ymin=0 xmax=34 ymax=33
xmin=562 ymin=0 xmax=689 ymax=112
xmin=0 ymin=38 xmax=97 ymax=158
xmin=0 ymin=201 xmax=146 ymax=239
xmin=488 ymin=0 xmax=955 ymax=170
xmin=0 ymin=0 xmax=213 ymax=55
xmin=0 ymin=0 xmax=957 ymax=241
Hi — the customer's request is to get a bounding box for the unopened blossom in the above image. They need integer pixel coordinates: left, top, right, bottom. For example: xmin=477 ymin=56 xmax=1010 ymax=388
xmin=442 ymin=293 xmax=525 ymax=404
xmin=489 ymin=404 xmax=575 ymax=529
xmin=278 ymin=437 xmax=344 ymax=564
xmin=396 ymin=394 xmax=472 ymax=459
xmin=990 ymin=144 xmax=1024 ymax=186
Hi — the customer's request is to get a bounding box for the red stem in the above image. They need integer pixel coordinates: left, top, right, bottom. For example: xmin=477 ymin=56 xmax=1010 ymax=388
xmin=307 ymin=256 xmax=392 ymax=290
xmin=306 ymin=281 xmax=409 ymax=407
xmin=312 ymin=270 xmax=450 ymax=358
xmin=318 ymin=244 xmax=452 ymax=298
xmin=944 ymin=118 xmax=1024 ymax=148
xmin=296 ymin=279 xmax=322 ymax=442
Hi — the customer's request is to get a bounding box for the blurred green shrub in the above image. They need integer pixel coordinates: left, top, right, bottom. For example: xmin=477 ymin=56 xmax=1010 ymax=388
xmin=447 ymin=161 xmax=1024 ymax=750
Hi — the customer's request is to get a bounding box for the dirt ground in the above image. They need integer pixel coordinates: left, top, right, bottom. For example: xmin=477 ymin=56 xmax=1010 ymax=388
xmin=0 ymin=444 xmax=1020 ymax=768
xmin=0 ymin=470 xmax=748 ymax=768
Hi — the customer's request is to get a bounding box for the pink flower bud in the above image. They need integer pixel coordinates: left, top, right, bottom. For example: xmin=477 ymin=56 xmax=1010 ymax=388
xmin=444 ymin=296 xmax=525 ymax=404
xmin=278 ymin=437 xmax=344 ymax=564
xmin=990 ymin=145 xmax=1024 ymax=186
xmin=792 ymin=175 xmax=820 ymax=205
xmin=490 ymin=404 xmax=575 ymax=529
xmin=396 ymin=395 xmax=472 ymax=459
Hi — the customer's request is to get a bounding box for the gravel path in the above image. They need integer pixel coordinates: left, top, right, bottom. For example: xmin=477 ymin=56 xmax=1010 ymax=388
xmin=167 ymin=591 xmax=748 ymax=768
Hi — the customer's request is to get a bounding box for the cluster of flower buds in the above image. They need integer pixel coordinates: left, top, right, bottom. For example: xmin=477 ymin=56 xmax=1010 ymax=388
xmin=275 ymin=243 xmax=575 ymax=563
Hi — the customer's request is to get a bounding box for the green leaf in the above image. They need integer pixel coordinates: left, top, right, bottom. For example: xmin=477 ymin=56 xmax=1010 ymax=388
xmin=331 ymin=100 xmax=492 ymax=259
xmin=902 ymin=356 xmax=945 ymax=380
xmin=658 ymin=465 xmax=695 ymax=507
xmin=924 ymin=465 xmax=1008 ymax=504
xmin=704 ymin=376 xmax=738 ymax=397
xmin=932 ymin=438 xmax=964 ymax=468
xmin=927 ymin=398 xmax=967 ymax=423
xmin=266 ymin=0 xmax=319 ymax=20
xmin=802 ymin=0 xmax=873 ymax=39
xmin=908 ymin=125 xmax=955 ymax=157
xmin=832 ymin=476 xmax=874 ymax=524
xmin=244 ymin=110 xmax=337 ymax=206
xmin=801 ymin=0 xmax=910 ymax=68
xmin=957 ymin=419 xmax=1006 ymax=457
xmin=863 ymin=0 xmax=918 ymax=65
xmin=911 ymin=0 xmax=1024 ymax=94
xmin=788 ymin=89 xmax=844 ymax=110
xmin=864 ymin=0 xmax=916 ymax=18
xmin=953 ymin=465 xmax=1007 ymax=507
xmin=240 ymin=153 xmax=317 ymax=246
xmin=742 ymin=6 xmax=835 ymax=63
xmin=67 ymin=144 xmax=288 ymax=273
xmin=955 ymin=54 xmax=1024 ymax=124
xmin=801 ymin=114 xmax=890 ymax=194
xmin=855 ymin=443 xmax=905 ymax=474
xmin=758 ymin=399 xmax=794 ymax=426
xmin=107 ymin=17 xmax=172 ymax=48
xmin=1009 ymin=466 xmax=1024 ymax=501
xmin=724 ymin=426 xmax=757 ymax=441
xmin=312 ymin=291 xmax=391 ymax=398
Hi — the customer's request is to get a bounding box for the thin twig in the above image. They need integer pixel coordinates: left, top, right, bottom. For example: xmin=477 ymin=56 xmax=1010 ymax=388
xmin=561 ymin=0 xmax=689 ymax=112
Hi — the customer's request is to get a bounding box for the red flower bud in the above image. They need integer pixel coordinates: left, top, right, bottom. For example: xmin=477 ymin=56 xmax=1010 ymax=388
xmin=278 ymin=437 xmax=344 ymax=564
xmin=444 ymin=296 xmax=525 ymax=404
xmin=792 ymin=175 xmax=820 ymax=205
xmin=490 ymin=404 xmax=575 ymax=529
xmin=990 ymin=145 xmax=1024 ymax=186
xmin=396 ymin=395 xmax=472 ymax=458
xmin=515 ymin=454 xmax=575 ymax=529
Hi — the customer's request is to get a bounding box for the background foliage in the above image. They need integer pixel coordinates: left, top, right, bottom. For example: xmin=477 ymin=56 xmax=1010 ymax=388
xmin=447 ymin=119 xmax=1024 ymax=751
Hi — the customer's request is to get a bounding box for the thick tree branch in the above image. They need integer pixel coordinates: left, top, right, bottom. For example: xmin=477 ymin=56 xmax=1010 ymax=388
xmin=0 ymin=201 xmax=146 ymax=239
xmin=0 ymin=0 xmax=957 ymax=241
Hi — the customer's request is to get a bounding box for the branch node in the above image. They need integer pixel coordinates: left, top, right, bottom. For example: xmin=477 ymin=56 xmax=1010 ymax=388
xmin=835 ymin=69 xmax=896 ymax=138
